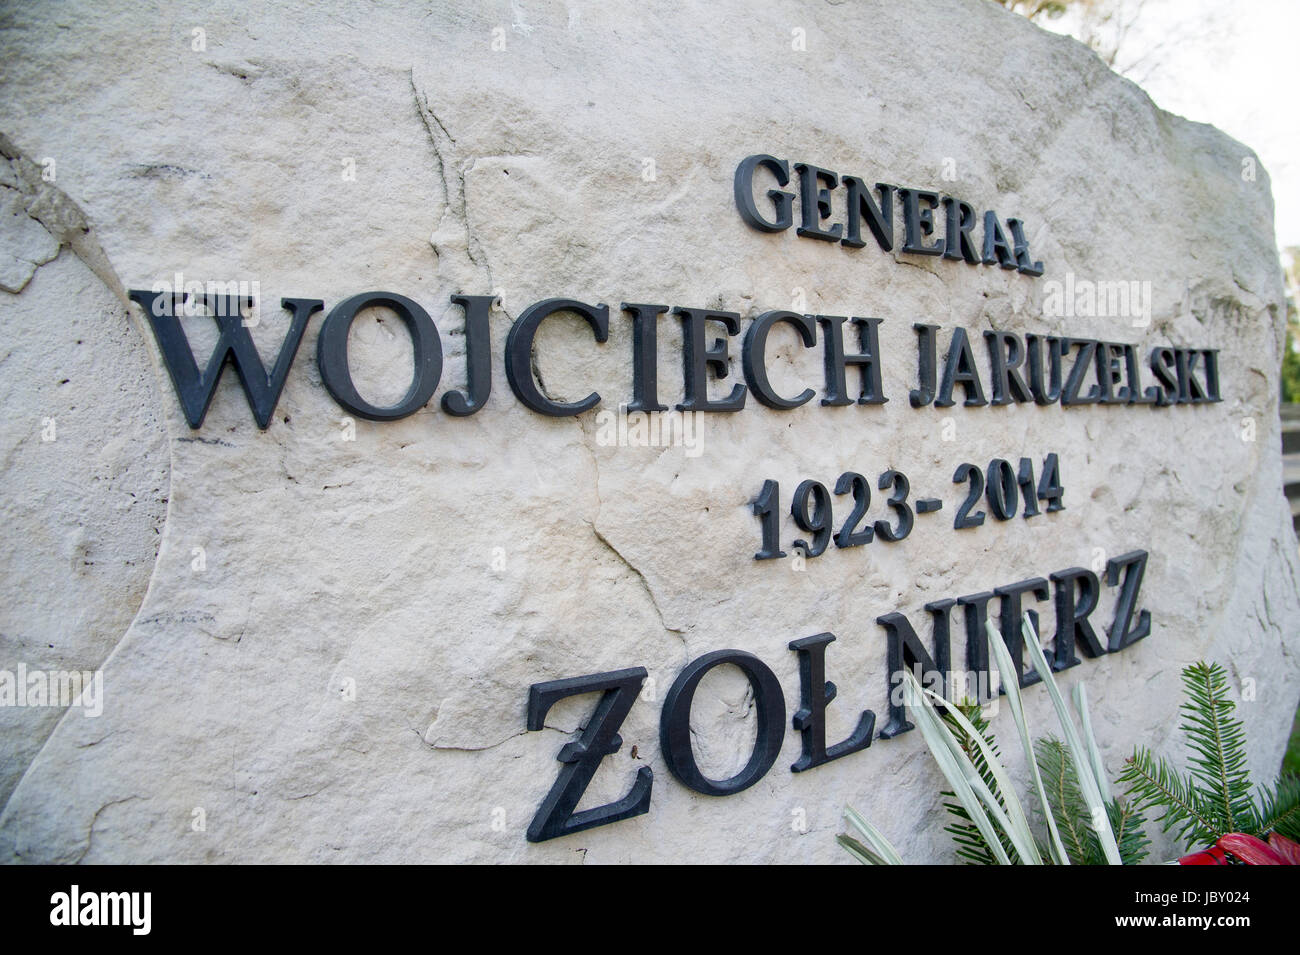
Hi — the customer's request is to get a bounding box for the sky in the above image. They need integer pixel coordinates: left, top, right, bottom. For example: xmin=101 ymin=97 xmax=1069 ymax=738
xmin=1038 ymin=0 xmax=1300 ymax=251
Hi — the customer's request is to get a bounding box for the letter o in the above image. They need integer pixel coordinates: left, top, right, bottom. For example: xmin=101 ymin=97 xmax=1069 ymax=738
xmin=316 ymin=291 xmax=442 ymax=420
xmin=659 ymin=649 xmax=786 ymax=796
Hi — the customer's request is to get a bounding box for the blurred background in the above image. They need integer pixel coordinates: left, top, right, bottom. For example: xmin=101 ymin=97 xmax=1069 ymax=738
xmin=997 ymin=0 xmax=1300 ymax=367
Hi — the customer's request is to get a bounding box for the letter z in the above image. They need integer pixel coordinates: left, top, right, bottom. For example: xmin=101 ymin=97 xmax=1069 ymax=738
xmin=525 ymin=667 xmax=653 ymax=842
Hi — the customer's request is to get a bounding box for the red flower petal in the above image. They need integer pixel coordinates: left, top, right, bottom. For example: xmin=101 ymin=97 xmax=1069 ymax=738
xmin=1218 ymin=832 xmax=1287 ymax=865
xmin=1266 ymin=832 xmax=1300 ymax=865
xmin=1179 ymin=846 xmax=1229 ymax=865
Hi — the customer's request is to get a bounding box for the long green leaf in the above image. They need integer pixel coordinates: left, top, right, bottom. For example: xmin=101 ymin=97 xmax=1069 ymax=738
xmin=920 ymin=684 xmax=1043 ymax=864
xmin=901 ymin=672 xmax=1021 ymax=864
xmin=842 ymin=806 xmax=904 ymax=865
xmin=838 ymin=833 xmax=888 ymax=865
xmin=983 ymin=619 xmax=1070 ymax=865
xmin=1074 ymin=681 xmax=1110 ymax=802
xmin=1020 ymin=614 xmax=1122 ymax=864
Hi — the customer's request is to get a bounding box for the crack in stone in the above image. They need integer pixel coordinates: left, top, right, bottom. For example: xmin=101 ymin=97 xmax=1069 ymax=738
xmin=408 ymin=73 xmax=494 ymax=287
xmin=0 ymin=132 xmax=127 ymax=304
xmin=73 ymin=795 xmax=144 ymax=864
xmin=284 ymin=783 xmax=333 ymax=801
xmin=589 ymin=520 xmax=686 ymax=640
xmin=572 ymin=415 xmax=687 ymax=649
xmin=410 ymin=72 xmax=555 ymax=408
xmin=424 ymin=722 xmax=571 ymax=753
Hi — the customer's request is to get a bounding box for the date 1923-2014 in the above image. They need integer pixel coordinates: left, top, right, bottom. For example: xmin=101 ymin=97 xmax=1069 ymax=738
xmin=751 ymin=452 xmax=1065 ymax=560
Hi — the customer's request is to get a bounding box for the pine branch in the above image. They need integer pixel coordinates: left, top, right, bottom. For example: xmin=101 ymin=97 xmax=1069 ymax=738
xmin=1256 ymin=774 xmax=1300 ymax=842
xmin=1036 ymin=735 xmax=1091 ymax=863
xmin=1178 ymin=662 xmax=1254 ymax=834
xmin=1120 ymin=747 xmax=1221 ymax=846
xmin=1108 ymin=797 xmax=1151 ymax=865
xmin=943 ymin=810 xmax=999 ymax=865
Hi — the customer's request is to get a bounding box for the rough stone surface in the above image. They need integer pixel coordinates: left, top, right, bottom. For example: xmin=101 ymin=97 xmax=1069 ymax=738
xmin=0 ymin=0 xmax=1297 ymax=864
